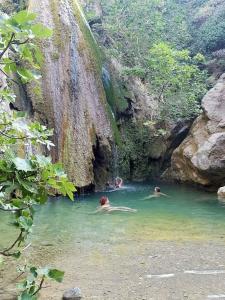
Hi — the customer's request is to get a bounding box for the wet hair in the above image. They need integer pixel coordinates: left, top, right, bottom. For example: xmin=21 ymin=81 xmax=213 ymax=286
xmin=100 ymin=196 xmax=108 ymax=206
xmin=155 ymin=187 xmax=160 ymax=193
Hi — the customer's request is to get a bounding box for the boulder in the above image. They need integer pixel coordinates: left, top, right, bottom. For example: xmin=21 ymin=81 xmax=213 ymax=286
xmin=217 ymin=187 xmax=225 ymax=199
xmin=163 ymin=73 xmax=225 ymax=189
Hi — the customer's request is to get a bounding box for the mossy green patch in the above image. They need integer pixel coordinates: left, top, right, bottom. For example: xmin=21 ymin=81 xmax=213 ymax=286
xmin=118 ymin=120 xmax=166 ymax=180
xmin=71 ymin=0 xmax=102 ymax=74
xmin=50 ymin=0 xmax=69 ymax=51
xmin=103 ymin=71 xmax=128 ymax=115
xmin=71 ymin=0 xmax=121 ymax=145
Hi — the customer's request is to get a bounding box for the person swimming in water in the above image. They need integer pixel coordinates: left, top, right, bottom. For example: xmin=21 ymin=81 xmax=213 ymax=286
xmin=106 ymin=181 xmax=114 ymax=190
xmin=143 ymin=187 xmax=169 ymax=200
xmin=115 ymin=177 xmax=123 ymax=188
xmin=94 ymin=196 xmax=137 ymax=213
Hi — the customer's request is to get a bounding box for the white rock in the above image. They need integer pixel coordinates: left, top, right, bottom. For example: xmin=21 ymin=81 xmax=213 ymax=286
xmin=217 ymin=186 xmax=225 ymax=198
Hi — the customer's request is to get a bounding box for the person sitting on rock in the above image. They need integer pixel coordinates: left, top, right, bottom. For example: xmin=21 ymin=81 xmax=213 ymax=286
xmin=115 ymin=177 xmax=123 ymax=188
xmin=94 ymin=196 xmax=137 ymax=213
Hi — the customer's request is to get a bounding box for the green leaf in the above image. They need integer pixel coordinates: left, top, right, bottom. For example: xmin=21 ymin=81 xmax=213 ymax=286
xmin=21 ymin=47 xmax=33 ymax=63
xmin=18 ymin=216 xmax=33 ymax=231
xmin=12 ymin=10 xmax=36 ymax=25
xmin=3 ymin=62 xmax=17 ymax=74
xmin=36 ymin=155 xmax=51 ymax=167
xmin=37 ymin=267 xmax=49 ymax=277
xmin=17 ymin=68 xmax=34 ymax=83
xmin=12 ymin=251 xmax=21 ymax=259
xmin=33 ymin=47 xmax=43 ymax=65
xmin=18 ymin=291 xmax=37 ymax=300
xmin=0 ymin=89 xmax=16 ymax=102
xmin=36 ymin=187 xmax=48 ymax=204
xmin=13 ymin=158 xmax=33 ymax=172
xmin=29 ymin=267 xmax=38 ymax=278
xmin=48 ymin=269 xmax=64 ymax=283
xmin=30 ymin=24 xmax=52 ymax=38
xmin=12 ymin=199 xmax=23 ymax=208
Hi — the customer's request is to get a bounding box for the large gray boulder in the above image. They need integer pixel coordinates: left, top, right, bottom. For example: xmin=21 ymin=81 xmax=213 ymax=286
xmin=163 ymin=73 xmax=225 ymax=189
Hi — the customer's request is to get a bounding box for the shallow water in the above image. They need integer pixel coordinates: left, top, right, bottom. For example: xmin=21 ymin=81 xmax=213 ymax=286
xmin=1 ymin=182 xmax=224 ymax=251
xmin=2 ymin=183 xmax=225 ymax=299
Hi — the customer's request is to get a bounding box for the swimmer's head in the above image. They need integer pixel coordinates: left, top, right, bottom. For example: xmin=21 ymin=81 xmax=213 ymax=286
xmin=100 ymin=196 xmax=109 ymax=206
xmin=154 ymin=187 xmax=160 ymax=193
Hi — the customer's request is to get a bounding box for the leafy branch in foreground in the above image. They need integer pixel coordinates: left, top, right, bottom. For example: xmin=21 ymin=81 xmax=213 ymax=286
xmin=0 ymin=9 xmax=76 ymax=299
xmin=17 ymin=266 xmax=64 ymax=300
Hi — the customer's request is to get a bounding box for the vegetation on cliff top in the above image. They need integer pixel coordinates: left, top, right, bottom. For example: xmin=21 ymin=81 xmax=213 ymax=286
xmin=85 ymin=0 xmax=225 ymax=121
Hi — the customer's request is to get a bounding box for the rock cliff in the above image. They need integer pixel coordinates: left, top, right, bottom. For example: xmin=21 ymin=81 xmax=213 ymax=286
xmin=164 ymin=73 xmax=225 ymax=189
xmin=25 ymin=0 xmax=113 ymax=188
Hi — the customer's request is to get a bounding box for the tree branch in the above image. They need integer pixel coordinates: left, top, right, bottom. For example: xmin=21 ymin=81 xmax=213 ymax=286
xmin=0 ymin=206 xmax=29 ymax=212
xmin=0 ymin=68 xmax=20 ymax=86
xmin=0 ymin=33 xmax=15 ymax=60
xmin=0 ymin=130 xmax=27 ymax=140
xmin=0 ymin=230 xmax=23 ymax=256
xmin=32 ymin=276 xmax=45 ymax=296
xmin=12 ymin=38 xmax=30 ymax=46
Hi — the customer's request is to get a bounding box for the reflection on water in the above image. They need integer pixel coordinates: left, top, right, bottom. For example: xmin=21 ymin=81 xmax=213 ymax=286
xmin=1 ymin=182 xmax=225 ymax=250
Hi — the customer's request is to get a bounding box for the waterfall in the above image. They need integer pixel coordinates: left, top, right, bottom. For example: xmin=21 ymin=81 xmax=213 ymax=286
xmin=102 ymin=66 xmax=120 ymax=180
xmin=112 ymin=143 xmax=119 ymax=179
xmin=102 ymin=66 xmax=115 ymax=114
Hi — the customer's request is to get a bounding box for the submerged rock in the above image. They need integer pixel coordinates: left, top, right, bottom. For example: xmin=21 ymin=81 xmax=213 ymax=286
xmin=63 ymin=287 xmax=82 ymax=300
xmin=164 ymin=73 xmax=225 ymax=189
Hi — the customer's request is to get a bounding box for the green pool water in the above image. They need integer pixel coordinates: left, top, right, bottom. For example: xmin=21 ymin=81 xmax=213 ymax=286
xmin=1 ymin=182 xmax=225 ymax=251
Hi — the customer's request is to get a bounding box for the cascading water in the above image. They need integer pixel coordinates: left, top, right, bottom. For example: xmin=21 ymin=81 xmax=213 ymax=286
xmin=102 ymin=66 xmax=120 ymax=181
xmin=102 ymin=66 xmax=115 ymax=114
xmin=112 ymin=143 xmax=119 ymax=179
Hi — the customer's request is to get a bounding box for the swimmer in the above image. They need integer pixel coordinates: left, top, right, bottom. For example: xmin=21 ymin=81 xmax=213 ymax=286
xmin=115 ymin=177 xmax=123 ymax=188
xmin=106 ymin=181 xmax=114 ymax=190
xmin=143 ymin=186 xmax=169 ymax=200
xmin=94 ymin=196 xmax=137 ymax=213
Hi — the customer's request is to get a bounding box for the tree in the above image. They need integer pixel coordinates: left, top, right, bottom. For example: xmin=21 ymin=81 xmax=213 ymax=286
xmin=147 ymin=42 xmax=207 ymax=120
xmin=0 ymin=9 xmax=76 ymax=299
xmin=98 ymin=0 xmax=190 ymax=68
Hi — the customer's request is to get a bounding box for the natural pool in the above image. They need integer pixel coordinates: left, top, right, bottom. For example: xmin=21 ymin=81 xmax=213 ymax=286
xmin=1 ymin=182 xmax=225 ymax=250
xmin=1 ymin=182 xmax=225 ymax=299
xmin=31 ymin=182 xmax=225 ymax=244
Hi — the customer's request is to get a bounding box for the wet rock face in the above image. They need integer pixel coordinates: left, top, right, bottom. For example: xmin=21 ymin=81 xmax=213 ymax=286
xmin=164 ymin=74 xmax=225 ymax=188
xmin=27 ymin=0 xmax=113 ymax=188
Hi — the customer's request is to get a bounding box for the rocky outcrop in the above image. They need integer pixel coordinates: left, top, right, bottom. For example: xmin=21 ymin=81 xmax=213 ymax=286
xmin=26 ymin=0 xmax=113 ymax=188
xmin=164 ymin=73 xmax=225 ymax=189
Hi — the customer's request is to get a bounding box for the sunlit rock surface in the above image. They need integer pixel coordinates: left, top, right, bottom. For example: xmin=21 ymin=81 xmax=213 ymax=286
xmin=164 ymin=73 xmax=225 ymax=188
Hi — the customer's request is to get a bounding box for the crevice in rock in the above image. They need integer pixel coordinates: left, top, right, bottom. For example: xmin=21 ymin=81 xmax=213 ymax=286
xmin=92 ymin=135 xmax=112 ymax=190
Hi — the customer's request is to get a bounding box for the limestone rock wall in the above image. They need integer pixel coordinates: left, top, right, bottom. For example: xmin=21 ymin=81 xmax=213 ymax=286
xmin=27 ymin=0 xmax=113 ymax=188
xmin=164 ymin=73 xmax=225 ymax=188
